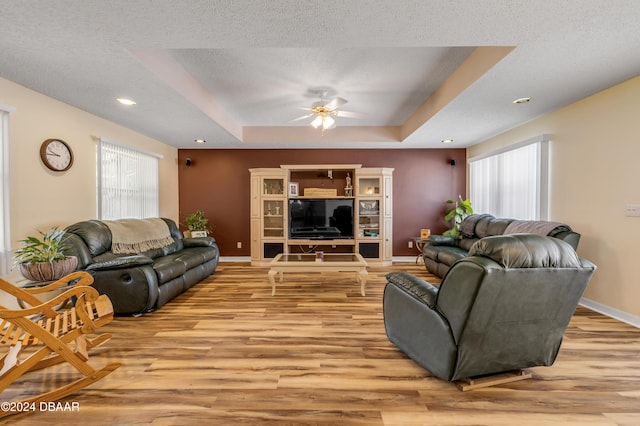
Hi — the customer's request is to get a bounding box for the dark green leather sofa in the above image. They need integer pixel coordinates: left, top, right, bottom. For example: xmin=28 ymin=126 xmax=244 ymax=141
xmin=62 ymin=218 xmax=219 ymax=315
xmin=422 ymin=213 xmax=580 ymax=277
xmin=384 ymin=234 xmax=596 ymax=383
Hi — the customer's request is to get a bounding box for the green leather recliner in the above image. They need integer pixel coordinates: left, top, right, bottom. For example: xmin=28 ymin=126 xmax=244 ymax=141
xmin=383 ymin=233 xmax=596 ymax=382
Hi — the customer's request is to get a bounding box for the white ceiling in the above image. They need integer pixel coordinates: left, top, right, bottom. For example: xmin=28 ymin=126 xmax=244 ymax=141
xmin=1 ymin=1 xmax=640 ymax=149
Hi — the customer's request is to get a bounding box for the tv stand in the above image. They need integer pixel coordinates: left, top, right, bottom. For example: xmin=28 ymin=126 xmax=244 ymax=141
xmin=249 ymin=165 xmax=393 ymax=266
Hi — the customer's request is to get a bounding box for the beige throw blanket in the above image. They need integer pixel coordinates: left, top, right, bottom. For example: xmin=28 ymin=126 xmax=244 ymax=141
xmin=103 ymin=218 xmax=174 ymax=254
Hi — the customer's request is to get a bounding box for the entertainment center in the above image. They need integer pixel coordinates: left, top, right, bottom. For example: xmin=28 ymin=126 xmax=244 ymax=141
xmin=249 ymin=165 xmax=393 ymax=266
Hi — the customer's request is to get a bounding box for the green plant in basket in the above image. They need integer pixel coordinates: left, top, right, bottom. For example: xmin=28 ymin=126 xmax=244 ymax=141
xmin=14 ymin=227 xmax=78 ymax=281
xmin=14 ymin=227 xmax=69 ymax=263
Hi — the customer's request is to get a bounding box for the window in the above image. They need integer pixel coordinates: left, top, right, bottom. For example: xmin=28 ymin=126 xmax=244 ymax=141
xmin=97 ymin=138 xmax=160 ymax=220
xmin=0 ymin=104 xmax=15 ymax=275
xmin=469 ymin=134 xmax=549 ymax=220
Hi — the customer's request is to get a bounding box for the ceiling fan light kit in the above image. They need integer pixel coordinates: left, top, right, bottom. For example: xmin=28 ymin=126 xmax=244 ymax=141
xmin=310 ymin=114 xmax=335 ymax=130
xmin=293 ymin=92 xmax=361 ymax=132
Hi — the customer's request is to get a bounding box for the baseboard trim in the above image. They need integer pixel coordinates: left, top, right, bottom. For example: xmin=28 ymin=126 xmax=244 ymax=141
xmin=580 ymin=297 xmax=640 ymax=329
xmin=392 ymin=256 xmax=419 ymax=263
xmin=219 ymin=256 xmax=251 ymax=262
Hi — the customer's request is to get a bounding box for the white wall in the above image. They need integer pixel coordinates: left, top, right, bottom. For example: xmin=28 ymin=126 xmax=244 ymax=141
xmin=468 ymin=75 xmax=640 ymax=320
xmin=0 ymin=77 xmax=179 ymax=246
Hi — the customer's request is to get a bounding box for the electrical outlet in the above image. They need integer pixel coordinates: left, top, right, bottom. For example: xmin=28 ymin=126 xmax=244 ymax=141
xmin=236 ymin=241 xmax=242 ymax=249
xmin=408 ymin=240 xmax=413 ymax=248
xmin=625 ymin=204 xmax=640 ymax=217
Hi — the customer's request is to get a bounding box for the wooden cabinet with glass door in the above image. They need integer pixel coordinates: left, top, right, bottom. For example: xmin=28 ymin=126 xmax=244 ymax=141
xmin=355 ymin=168 xmax=393 ymax=265
xmin=249 ymin=169 xmax=287 ymax=265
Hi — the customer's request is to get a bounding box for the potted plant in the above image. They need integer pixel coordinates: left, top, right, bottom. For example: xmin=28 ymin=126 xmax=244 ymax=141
xmin=182 ymin=210 xmax=213 ymax=238
xmin=443 ymin=196 xmax=473 ymax=238
xmin=14 ymin=227 xmax=78 ymax=282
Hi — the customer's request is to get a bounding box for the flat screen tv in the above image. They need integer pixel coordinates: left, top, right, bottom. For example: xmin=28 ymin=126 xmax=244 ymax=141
xmin=288 ymin=198 xmax=354 ymax=239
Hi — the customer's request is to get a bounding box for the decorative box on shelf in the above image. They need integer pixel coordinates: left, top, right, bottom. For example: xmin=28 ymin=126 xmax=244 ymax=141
xmin=303 ymin=188 xmax=337 ymax=197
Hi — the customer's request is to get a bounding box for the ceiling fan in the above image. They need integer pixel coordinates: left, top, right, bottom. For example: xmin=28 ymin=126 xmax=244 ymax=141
xmin=291 ymin=92 xmax=363 ymax=131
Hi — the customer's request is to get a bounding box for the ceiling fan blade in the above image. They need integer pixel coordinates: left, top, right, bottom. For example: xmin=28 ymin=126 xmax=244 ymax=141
xmin=289 ymin=113 xmax=314 ymax=122
xmin=337 ymin=110 xmax=365 ymax=119
xmin=324 ymin=97 xmax=348 ymax=110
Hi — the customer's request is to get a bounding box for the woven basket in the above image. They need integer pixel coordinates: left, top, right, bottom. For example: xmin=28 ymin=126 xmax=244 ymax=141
xmin=18 ymin=256 xmax=78 ymax=282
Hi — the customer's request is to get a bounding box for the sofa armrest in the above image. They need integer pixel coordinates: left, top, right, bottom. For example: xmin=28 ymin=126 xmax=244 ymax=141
xmin=183 ymin=237 xmax=216 ymax=248
xmin=386 ymin=272 xmax=438 ymax=307
xmin=86 ymin=255 xmax=154 ymax=271
xmin=427 ymin=235 xmax=456 ymax=246
xmin=88 ymin=264 xmax=159 ymax=315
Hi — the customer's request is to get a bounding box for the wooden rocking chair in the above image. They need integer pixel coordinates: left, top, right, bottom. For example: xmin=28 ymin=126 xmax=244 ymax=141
xmin=0 ymin=271 xmax=120 ymax=416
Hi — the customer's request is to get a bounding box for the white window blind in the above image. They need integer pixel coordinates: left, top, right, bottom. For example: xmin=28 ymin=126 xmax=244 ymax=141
xmin=469 ymin=135 xmax=549 ymax=220
xmin=97 ymin=138 xmax=160 ymax=220
xmin=0 ymin=105 xmax=15 ymax=275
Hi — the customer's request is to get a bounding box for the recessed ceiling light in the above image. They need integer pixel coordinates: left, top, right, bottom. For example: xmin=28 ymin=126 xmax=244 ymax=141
xmin=513 ymin=97 xmax=532 ymax=104
xmin=442 ymin=139 xmax=454 ymax=144
xmin=194 ymin=139 xmax=206 ymax=144
xmin=116 ymin=98 xmax=136 ymax=106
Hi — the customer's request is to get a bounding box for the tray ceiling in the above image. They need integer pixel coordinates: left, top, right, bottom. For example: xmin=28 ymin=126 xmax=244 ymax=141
xmin=1 ymin=1 xmax=640 ymax=149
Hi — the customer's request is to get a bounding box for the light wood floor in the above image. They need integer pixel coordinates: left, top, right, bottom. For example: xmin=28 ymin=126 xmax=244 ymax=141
xmin=3 ymin=262 xmax=640 ymax=425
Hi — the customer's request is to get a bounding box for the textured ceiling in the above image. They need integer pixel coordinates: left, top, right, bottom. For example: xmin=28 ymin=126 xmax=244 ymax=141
xmin=1 ymin=1 xmax=640 ymax=149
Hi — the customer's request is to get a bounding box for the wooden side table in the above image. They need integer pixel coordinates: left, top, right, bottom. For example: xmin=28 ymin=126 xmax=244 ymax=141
xmin=0 ymin=269 xmax=71 ymax=309
xmin=412 ymin=237 xmax=429 ymax=264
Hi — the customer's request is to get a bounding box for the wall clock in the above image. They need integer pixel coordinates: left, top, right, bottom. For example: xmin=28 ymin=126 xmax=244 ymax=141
xmin=40 ymin=138 xmax=74 ymax=171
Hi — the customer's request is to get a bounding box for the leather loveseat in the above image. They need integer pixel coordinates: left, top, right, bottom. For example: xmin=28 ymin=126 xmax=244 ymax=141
xmin=384 ymin=234 xmax=596 ymax=383
xmin=422 ymin=213 xmax=580 ymax=277
xmin=62 ymin=218 xmax=219 ymax=315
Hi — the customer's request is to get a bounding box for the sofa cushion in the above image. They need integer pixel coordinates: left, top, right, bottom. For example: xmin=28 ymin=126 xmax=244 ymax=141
xmin=457 ymin=237 xmax=479 ymax=252
xmin=175 ymin=250 xmax=209 ymax=269
xmin=468 ymin=234 xmax=582 ymax=269
xmin=65 ymin=220 xmax=112 ymax=256
xmin=183 ymin=237 xmax=217 ymax=248
xmin=473 ymin=216 xmax=495 ymax=238
xmin=153 ymin=254 xmax=187 ymax=284
xmin=427 ymin=235 xmax=456 ymax=246
xmin=87 ymin=254 xmax=154 ymax=271
xmin=459 ymin=214 xmax=493 ymax=238
xmin=484 ymin=218 xmax=514 ymax=237
xmin=433 ymin=246 xmax=468 ymax=267
xmin=162 ymin=238 xmax=185 ymax=256
xmin=181 ymin=246 xmax=218 ymax=264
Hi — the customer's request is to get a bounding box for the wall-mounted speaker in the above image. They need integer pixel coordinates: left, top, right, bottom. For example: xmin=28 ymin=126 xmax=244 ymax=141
xmin=185 ymin=158 xmax=192 ymax=167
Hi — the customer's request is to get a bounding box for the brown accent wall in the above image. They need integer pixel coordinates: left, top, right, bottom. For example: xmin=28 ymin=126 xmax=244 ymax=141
xmin=178 ymin=149 xmax=466 ymax=257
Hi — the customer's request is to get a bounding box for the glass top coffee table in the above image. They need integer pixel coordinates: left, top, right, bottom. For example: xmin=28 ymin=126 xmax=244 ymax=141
xmin=268 ymin=253 xmax=368 ymax=296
